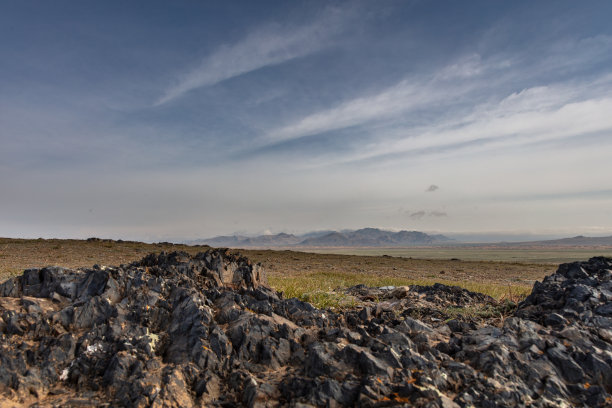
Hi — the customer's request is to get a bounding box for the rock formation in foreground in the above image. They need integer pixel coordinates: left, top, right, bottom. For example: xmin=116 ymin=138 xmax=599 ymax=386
xmin=0 ymin=250 xmax=611 ymax=407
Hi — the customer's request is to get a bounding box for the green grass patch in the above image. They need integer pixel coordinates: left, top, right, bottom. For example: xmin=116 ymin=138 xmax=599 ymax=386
xmin=268 ymin=270 xmax=531 ymax=309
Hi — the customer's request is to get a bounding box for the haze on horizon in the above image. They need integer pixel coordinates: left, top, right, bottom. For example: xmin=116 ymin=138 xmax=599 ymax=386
xmin=1 ymin=1 xmax=612 ymax=242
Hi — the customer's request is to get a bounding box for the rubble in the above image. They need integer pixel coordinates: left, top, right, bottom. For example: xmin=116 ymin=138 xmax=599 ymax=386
xmin=0 ymin=250 xmax=611 ymax=407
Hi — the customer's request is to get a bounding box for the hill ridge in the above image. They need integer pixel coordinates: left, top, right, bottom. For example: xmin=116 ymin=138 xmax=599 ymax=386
xmin=190 ymin=228 xmax=454 ymax=248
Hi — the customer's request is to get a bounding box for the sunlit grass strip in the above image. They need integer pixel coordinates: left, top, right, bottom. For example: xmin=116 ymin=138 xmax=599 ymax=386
xmin=268 ymin=270 xmax=532 ymax=309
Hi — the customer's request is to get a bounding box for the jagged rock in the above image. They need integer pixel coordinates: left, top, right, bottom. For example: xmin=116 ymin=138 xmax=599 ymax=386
xmin=0 ymin=252 xmax=611 ymax=407
xmin=398 ymin=316 xmax=433 ymax=335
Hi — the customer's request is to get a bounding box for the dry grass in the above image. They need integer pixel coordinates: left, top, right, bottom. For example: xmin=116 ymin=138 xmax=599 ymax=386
xmin=303 ymin=246 xmax=612 ymax=264
xmin=0 ymin=237 xmax=563 ymax=309
xmin=269 ymin=271 xmax=532 ymax=299
xmin=268 ymin=270 xmax=532 ymax=309
xmin=0 ymin=238 xmax=204 ymax=281
xmin=241 ymin=249 xmax=554 ymax=296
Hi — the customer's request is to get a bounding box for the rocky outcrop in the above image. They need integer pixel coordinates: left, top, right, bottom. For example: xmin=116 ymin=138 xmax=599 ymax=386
xmin=0 ymin=252 xmax=611 ymax=407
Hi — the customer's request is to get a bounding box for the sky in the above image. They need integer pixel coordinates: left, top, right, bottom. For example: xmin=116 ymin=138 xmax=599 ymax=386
xmin=1 ymin=0 xmax=612 ymax=242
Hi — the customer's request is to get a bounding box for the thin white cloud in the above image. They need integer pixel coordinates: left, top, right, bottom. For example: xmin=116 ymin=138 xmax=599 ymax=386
xmin=435 ymin=54 xmax=490 ymax=80
xmin=538 ymin=35 xmax=612 ymax=74
xmin=263 ymin=74 xmax=480 ymax=144
xmin=262 ymin=35 xmax=612 ymax=147
xmin=269 ymin=73 xmax=612 ymax=173
xmin=156 ymin=9 xmax=346 ymax=106
xmin=370 ymin=92 xmax=612 ymax=160
xmin=259 ymin=43 xmax=612 ymax=170
xmin=316 ymin=90 xmax=612 ymax=169
xmin=262 ymin=51 xmax=522 ymax=144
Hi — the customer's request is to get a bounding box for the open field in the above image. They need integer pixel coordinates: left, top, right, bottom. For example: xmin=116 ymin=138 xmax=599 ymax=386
xmin=3 ymin=238 xmax=608 ymax=307
xmin=297 ymin=246 xmax=612 ymax=263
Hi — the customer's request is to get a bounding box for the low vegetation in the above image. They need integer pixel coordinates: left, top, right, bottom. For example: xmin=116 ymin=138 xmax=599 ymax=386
xmin=1 ymin=237 xmax=596 ymax=310
xmin=268 ymin=270 xmax=531 ymax=310
xmin=304 ymin=246 xmax=612 ymax=263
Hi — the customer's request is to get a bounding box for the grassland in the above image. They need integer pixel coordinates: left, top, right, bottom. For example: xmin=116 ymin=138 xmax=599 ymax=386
xmin=300 ymin=247 xmax=612 ymax=263
xmin=2 ymin=237 xmax=607 ymax=309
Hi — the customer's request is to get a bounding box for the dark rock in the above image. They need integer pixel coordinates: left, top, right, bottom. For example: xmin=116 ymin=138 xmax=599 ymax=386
xmin=0 ymin=253 xmax=611 ymax=407
xmin=0 ymin=277 xmax=21 ymax=297
xmin=564 ymin=264 xmax=589 ymax=280
xmin=22 ymin=269 xmax=42 ymax=296
xmin=546 ymin=346 xmax=585 ymax=383
xmin=544 ymin=312 xmax=569 ymax=327
xmin=595 ymin=302 xmax=612 ymax=316
xmin=305 ymin=342 xmax=341 ymax=377
xmin=584 ymin=353 xmax=612 ymax=390
xmin=569 ymin=284 xmax=593 ymax=302
xmin=358 ymin=306 xmax=372 ymax=322
xmin=446 ymin=319 xmax=474 ymax=333
xmin=358 ymin=348 xmax=393 ymax=376
xmin=397 ymin=317 xmax=433 ymax=336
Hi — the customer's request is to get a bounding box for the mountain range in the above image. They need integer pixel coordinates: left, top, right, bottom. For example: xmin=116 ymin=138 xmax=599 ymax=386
xmin=189 ymin=228 xmax=454 ymax=248
xmin=499 ymin=235 xmax=612 ymax=247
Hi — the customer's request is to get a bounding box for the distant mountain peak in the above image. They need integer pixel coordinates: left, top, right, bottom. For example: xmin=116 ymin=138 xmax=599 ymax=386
xmin=188 ymin=228 xmax=453 ymax=248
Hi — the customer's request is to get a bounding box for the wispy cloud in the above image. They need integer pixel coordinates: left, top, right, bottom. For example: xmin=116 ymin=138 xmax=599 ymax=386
xmin=274 ymin=67 xmax=612 ymax=170
xmin=259 ymin=35 xmax=612 ymax=156
xmin=261 ymin=52 xmax=518 ymax=144
xmin=156 ymin=9 xmax=346 ymax=105
xmin=263 ymin=76 xmax=478 ymax=144
xmin=348 ymin=88 xmax=612 ymax=165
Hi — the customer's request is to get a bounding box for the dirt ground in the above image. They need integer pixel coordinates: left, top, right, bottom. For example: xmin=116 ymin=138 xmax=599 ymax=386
xmin=0 ymin=238 xmax=556 ymax=289
xmin=243 ymin=248 xmax=555 ymax=288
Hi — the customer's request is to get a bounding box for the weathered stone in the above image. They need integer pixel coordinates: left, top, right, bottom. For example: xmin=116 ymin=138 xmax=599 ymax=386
xmin=22 ymin=269 xmax=42 ymax=296
xmin=150 ymin=368 xmax=193 ymax=408
xmin=0 ymin=277 xmax=21 ymax=297
xmin=0 ymin=253 xmax=611 ymax=407
xmin=391 ymin=286 xmax=410 ymax=299
xmin=398 ymin=317 xmax=433 ymax=336
xmin=595 ymin=302 xmax=612 ymax=316
xmin=545 ymin=312 xmax=569 ymax=327
xmin=547 ymin=346 xmax=585 ymax=383
xmin=358 ymin=306 xmax=372 ymax=322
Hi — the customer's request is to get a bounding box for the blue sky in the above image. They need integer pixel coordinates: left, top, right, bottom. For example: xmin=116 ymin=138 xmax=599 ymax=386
xmin=1 ymin=0 xmax=612 ymax=241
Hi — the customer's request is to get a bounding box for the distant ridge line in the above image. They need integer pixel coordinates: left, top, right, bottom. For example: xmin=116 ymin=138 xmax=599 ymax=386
xmin=188 ymin=228 xmax=454 ymax=248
